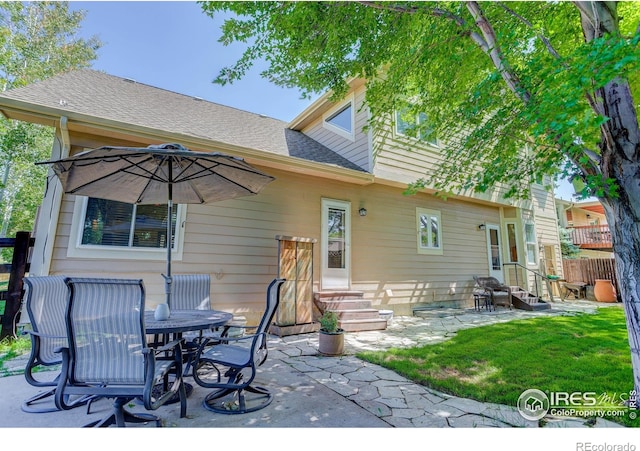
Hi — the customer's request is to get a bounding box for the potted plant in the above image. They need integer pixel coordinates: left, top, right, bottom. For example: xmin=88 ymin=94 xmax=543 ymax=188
xmin=318 ymin=310 xmax=344 ymax=356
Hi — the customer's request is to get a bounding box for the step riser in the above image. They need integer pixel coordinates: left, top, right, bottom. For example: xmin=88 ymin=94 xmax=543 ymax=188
xmin=314 ymin=291 xmax=364 ymax=301
xmin=316 ymin=300 xmax=372 ymax=310
xmin=337 ymin=310 xmax=381 ymax=320
xmin=315 ymin=290 xmax=387 ymax=332
xmin=340 ymin=320 xmax=388 ymax=332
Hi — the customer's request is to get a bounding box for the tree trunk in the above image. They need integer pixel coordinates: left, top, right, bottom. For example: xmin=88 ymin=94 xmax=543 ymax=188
xmin=601 ymin=137 xmax=640 ymax=399
xmin=578 ymin=1 xmax=640 ymax=399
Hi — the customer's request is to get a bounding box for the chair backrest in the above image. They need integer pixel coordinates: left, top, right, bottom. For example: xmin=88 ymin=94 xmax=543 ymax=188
xmin=254 ymin=278 xmax=286 ymax=350
xmin=171 ymin=274 xmax=211 ymax=310
xmin=475 ymin=276 xmax=504 ymax=289
xmin=23 ymin=276 xmax=69 ymax=365
xmin=65 ymin=277 xmax=147 ymax=385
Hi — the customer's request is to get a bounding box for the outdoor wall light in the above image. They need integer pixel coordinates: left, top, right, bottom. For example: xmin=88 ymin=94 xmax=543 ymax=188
xmin=359 ymin=207 xmax=367 ymax=217
xmin=478 ymin=223 xmax=486 ymax=231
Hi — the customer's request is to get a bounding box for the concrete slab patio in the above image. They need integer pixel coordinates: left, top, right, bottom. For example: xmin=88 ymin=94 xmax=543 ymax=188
xmin=0 ymin=299 xmax=629 ymax=430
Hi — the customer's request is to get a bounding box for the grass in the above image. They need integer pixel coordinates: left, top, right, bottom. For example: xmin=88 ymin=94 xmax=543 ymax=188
xmin=0 ymin=335 xmax=30 ymax=376
xmin=357 ymin=306 xmax=638 ymax=427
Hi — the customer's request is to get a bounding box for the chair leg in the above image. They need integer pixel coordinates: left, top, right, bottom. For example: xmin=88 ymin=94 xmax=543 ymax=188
xmin=23 ymin=388 xmax=93 ymax=414
xmin=85 ymin=397 xmax=161 ymax=428
xmin=21 ymin=388 xmax=58 ymax=413
xmin=202 ymin=385 xmax=273 ymax=414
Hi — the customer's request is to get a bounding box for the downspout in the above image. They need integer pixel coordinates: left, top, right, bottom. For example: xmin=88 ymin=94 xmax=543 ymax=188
xmin=60 ymin=116 xmax=71 ymax=154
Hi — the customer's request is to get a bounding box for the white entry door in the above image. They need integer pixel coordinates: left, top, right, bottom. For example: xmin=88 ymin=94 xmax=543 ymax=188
xmin=321 ymin=199 xmax=351 ymax=289
xmin=486 ymin=224 xmax=504 ymax=282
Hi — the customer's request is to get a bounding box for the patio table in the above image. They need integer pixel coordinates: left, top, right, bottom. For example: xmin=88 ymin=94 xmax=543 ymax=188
xmin=145 ymin=309 xmax=233 ymax=403
xmin=145 ymin=309 xmax=232 ymax=335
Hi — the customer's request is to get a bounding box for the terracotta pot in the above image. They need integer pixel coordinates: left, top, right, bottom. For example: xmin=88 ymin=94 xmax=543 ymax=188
xmin=594 ymin=279 xmax=617 ymax=303
xmin=318 ymin=330 xmax=344 ymax=356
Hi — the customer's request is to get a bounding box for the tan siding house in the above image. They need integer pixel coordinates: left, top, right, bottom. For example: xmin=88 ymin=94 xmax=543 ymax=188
xmin=0 ymin=70 xmax=561 ymax=323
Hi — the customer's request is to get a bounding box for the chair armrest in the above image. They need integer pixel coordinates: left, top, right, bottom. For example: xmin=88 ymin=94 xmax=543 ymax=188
xmin=148 ymin=338 xmax=184 ymax=354
xmin=23 ymin=330 xmax=65 ymax=340
xmin=217 ymin=324 xmax=257 ymax=338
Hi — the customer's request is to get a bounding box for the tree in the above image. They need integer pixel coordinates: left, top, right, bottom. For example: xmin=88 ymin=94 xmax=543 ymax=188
xmin=559 ymin=227 xmax=581 ymax=259
xmin=0 ymin=1 xmax=100 ymax=252
xmin=199 ymin=1 xmax=640 ymax=396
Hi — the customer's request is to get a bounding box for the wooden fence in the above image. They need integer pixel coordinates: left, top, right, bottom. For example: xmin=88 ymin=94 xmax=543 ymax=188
xmin=0 ymin=231 xmax=33 ymax=340
xmin=562 ymin=258 xmax=619 ymax=292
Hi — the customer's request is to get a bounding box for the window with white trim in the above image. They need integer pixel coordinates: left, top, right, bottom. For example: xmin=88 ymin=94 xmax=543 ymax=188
xmin=524 ymin=222 xmax=537 ymax=265
xmin=322 ymin=94 xmax=355 ymax=140
xmin=416 ymin=207 xmax=443 ymax=255
xmin=67 ymin=196 xmax=186 ymax=261
xmin=395 ymin=108 xmax=438 ymax=146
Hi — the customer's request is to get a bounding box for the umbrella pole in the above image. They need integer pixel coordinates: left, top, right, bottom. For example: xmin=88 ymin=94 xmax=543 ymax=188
xmin=165 ymin=198 xmax=172 ymax=308
xmin=165 ymin=169 xmax=173 ymax=309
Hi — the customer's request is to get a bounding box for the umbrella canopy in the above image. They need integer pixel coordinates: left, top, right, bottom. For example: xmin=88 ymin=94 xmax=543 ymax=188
xmin=37 ymin=143 xmax=276 ymax=307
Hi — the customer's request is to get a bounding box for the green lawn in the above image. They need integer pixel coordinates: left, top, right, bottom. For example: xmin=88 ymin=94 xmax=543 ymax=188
xmin=357 ymin=307 xmax=638 ymax=427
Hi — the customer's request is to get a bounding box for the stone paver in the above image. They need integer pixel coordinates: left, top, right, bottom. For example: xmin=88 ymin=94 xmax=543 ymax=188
xmin=2 ymin=299 xmax=627 ymax=428
xmin=269 ymin=300 xmax=627 ymax=428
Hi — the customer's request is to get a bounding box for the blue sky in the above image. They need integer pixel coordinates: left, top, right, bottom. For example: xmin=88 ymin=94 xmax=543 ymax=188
xmin=69 ymin=1 xmax=316 ymax=122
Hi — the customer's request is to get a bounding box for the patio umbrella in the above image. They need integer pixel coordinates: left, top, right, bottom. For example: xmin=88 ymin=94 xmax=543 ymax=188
xmin=37 ymin=143 xmax=275 ymax=307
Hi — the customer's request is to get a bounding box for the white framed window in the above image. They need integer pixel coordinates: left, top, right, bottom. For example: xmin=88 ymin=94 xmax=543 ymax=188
xmin=67 ymin=196 xmax=186 ymax=261
xmin=322 ymin=94 xmax=355 ymax=141
xmin=395 ymin=108 xmax=438 ymax=146
xmin=416 ymin=207 xmax=443 ymax=255
xmin=524 ymin=222 xmax=537 ymax=265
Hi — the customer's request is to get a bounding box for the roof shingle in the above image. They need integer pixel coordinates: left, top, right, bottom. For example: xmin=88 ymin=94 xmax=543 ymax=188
xmin=0 ymin=69 xmax=365 ymax=172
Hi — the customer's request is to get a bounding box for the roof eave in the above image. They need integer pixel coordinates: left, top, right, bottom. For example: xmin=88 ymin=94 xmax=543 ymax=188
xmin=0 ymin=98 xmax=374 ymax=186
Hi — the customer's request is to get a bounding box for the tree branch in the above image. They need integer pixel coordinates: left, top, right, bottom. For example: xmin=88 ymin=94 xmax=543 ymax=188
xmin=497 ymin=2 xmax=564 ymax=62
xmin=466 ymin=2 xmax=530 ymax=104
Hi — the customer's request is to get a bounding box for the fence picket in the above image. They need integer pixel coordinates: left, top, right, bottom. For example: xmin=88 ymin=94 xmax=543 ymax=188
xmin=562 ymin=258 xmax=619 ymax=294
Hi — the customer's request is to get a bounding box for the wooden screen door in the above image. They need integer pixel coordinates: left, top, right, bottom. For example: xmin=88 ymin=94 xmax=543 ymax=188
xmin=321 ymin=199 xmax=351 ymax=290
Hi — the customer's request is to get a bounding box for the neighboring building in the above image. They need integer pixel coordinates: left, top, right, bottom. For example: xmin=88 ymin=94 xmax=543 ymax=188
xmin=556 ymin=198 xmax=613 ymax=258
xmin=0 ymin=70 xmax=562 ymax=323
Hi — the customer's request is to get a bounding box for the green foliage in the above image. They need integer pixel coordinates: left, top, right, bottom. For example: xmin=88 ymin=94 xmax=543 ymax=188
xmin=358 ymin=307 xmax=637 ymax=427
xmin=559 ymin=227 xmax=581 ymax=259
xmin=319 ymin=310 xmax=339 ymax=333
xmin=199 ymin=1 xmax=639 ymax=200
xmin=0 ymin=335 xmax=30 ymax=376
xmin=0 ymin=2 xmax=100 ymax=244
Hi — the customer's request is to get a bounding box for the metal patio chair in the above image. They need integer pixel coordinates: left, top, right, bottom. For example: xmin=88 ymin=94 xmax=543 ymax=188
xmin=166 ymin=273 xmax=218 ymax=375
xmin=171 ymin=274 xmax=212 ymax=310
xmin=55 ymin=277 xmax=187 ymax=427
xmin=192 ymin=278 xmax=285 ymax=414
xmin=21 ymin=276 xmax=90 ymax=413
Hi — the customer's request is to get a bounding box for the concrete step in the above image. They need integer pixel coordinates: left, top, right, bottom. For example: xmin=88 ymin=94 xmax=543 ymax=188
xmin=314 ymin=291 xmax=364 ymax=301
xmin=333 ymin=308 xmax=381 ymax=321
xmin=315 ymin=299 xmax=373 ymax=310
xmin=339 ymin=318 xmax=389 ymax=332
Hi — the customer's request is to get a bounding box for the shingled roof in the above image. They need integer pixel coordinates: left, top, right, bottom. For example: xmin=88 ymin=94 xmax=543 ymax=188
xmin=0 ymin=69 xmax=365 ymax=172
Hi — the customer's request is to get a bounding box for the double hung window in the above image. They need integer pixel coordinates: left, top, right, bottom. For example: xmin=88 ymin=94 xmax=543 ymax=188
xmin=416 ymin=207 xmax=443 ymax=255
xmin=395 ymin=108 xmax=438 ymax=146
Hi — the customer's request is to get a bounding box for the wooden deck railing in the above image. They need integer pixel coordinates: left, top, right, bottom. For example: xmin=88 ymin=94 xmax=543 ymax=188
xmin=569 ymin=225 xmax=612 ymax=249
